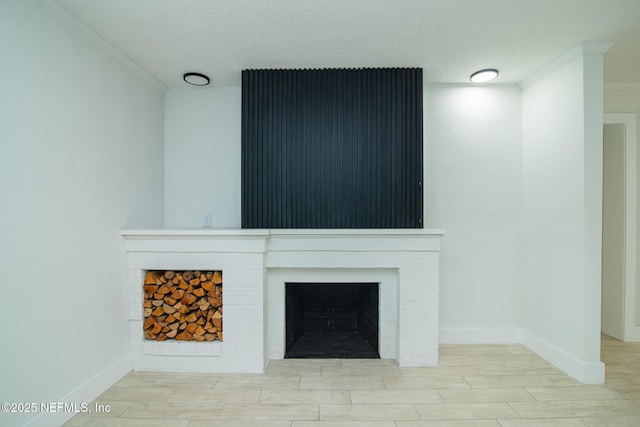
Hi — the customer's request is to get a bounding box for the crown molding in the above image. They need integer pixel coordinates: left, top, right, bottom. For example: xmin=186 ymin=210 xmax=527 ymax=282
xmin=519 ymin=42 xmax=613 ymax=89
xmin=44 ymin=0 xmax=168 ymax=93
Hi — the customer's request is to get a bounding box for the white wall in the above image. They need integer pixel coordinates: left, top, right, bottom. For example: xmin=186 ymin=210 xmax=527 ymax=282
xmin=164 ymin=87 xmax=241 ymax=228
xmin=520 ymin=45 xmax=607 ymax=383
xmin=0 ymin=1 xmax=164 ymax=425
xmin=424 ymin=85 xmax=522 ymax=342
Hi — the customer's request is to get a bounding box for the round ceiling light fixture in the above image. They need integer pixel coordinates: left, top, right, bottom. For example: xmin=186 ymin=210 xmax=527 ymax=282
xmin=183 ymin=72 xmax=210 ymax=86
xmin=470 ymin=68 xmax=499 ymax=83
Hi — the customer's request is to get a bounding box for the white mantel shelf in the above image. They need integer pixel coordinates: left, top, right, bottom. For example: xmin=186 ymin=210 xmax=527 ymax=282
xmin=122 ymin=227 xmax=444 ymax=373
xmin=121 ymin=228 xmax=445 ymax=237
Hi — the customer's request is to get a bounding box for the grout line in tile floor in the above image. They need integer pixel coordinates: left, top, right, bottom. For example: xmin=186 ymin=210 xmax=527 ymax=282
xmin=61 ymin=334 xmax=640 ymax=426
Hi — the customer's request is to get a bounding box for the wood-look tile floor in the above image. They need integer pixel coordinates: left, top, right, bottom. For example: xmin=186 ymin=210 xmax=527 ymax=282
xmin=64 ymin=334 xmax=640 ymax=426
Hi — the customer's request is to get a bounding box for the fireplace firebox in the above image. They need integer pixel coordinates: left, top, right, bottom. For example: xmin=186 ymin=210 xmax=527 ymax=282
xmin=285 ymin=283 xmax=379 ymax=358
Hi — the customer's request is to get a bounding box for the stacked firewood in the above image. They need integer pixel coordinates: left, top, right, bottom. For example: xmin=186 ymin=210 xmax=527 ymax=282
xmin=143 ymin=270 xmax=222 ymax=342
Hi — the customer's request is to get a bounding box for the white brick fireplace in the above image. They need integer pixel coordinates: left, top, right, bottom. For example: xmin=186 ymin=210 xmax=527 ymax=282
xmin=122 ymin=229 xmax=444 ymax=373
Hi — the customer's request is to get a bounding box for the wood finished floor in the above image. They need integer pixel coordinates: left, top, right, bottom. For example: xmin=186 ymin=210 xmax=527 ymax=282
xmin=64 ymin=334 xmax=640 ymax=426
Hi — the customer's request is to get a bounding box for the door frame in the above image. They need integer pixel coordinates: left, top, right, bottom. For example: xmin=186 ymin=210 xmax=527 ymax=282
xmin=604 ymin=113 xmax=639 ymax=341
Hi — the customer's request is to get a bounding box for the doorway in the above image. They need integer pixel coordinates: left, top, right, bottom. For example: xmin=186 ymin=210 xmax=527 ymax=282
xmin=602 ymin=113 xmax=639 ymax=341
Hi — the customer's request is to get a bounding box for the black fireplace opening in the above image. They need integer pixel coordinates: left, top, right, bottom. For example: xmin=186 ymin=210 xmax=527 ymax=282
xmin=285 ymin=283 xmax=379 ymax=358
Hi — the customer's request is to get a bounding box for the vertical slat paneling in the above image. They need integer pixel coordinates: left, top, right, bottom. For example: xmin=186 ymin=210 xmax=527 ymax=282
xmin=241 ymin=68 xmax=423 ymax=229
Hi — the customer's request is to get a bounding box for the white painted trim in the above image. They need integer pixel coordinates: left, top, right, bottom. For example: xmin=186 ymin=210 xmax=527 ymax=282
xmin=521 ymin=329 xmax=605 ymax=384
xmin=24 ymin=353 xmax=132 ymax=427
xmin=439 ymin=328 xmax=521 ymax=344
xmin=42 ymin=0 xmax=168 ymax=93
xmin=519 ymin=42 xmax=612 ymax=89
xmin=604 ymin=113 xmax=640 ymax=342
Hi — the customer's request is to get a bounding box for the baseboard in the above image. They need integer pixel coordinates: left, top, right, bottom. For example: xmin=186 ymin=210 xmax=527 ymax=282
xmin=439 ymin=327 xmax=522 ymax=344
xmin=623 ymin=326 xmax=640 ymax=342
xmin=24 ymin=353 xmax=132 ymax=427
xmin=521 ymin=329 xmax=604 ymax=384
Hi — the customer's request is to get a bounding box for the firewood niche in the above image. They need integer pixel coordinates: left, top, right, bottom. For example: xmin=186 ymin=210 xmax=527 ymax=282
xmin=143 ymin=270 xmax=222 ymax=342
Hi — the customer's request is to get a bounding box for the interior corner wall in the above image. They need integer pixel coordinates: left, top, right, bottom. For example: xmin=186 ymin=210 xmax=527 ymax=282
xmin=520 ymin=51 xmax=605 ymax=383
xmin=0 ymin=1 xmax=164 ymax=426
xmin=424 ymin=84 xmax=522 ymax=343
xmin=164 ymin=87 xmax=242 ymax=228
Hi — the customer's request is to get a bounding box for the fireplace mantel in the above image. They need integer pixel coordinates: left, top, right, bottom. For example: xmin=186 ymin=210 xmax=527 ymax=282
xmin=122 ymin=228 xmax=444 ymax=372
xmin=121 ymin=228 xmax=443 ymax=239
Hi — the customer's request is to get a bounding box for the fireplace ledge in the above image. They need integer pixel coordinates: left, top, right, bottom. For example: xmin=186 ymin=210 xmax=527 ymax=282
xmin=121 ymin=228 xmax=444 ymax=237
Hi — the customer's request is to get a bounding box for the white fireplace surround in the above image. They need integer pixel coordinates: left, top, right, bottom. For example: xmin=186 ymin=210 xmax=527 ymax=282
xmin=122 ymin=228 xmax=444 ymax=373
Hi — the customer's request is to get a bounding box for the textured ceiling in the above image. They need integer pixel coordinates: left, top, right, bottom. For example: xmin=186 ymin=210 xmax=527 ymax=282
xmin=53 ymin=0 xmax=640 ymax=89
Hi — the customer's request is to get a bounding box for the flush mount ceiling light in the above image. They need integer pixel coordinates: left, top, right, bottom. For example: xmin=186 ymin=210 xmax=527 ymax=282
xmin=183 ymin=72 xmax=210 ymax=86
xmin=470 ymin=68 xmax=499 ymax=83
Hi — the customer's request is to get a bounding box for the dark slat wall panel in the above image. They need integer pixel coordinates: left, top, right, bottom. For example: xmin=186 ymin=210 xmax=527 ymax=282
xmin=242 ymin=68 xmax=423 ymax=228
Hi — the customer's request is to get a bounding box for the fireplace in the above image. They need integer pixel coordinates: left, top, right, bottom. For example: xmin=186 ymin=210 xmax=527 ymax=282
xmin=285 ymin=283 xmax=379 ymax=358
xmin=122 ymin=228 xmax=443 ymax=372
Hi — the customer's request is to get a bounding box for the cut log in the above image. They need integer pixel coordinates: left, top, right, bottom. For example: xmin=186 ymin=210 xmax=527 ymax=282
xmin=143 ymin=284 xmax=158 ymax=294
xmin=143 ymin=316 xmax=156 ymax=330
xmin=212 ymin=310 xmax=222 ymax=330
xmin=181 ymin=293 xmax=197 ymax=305
xmin=163 ymin=303 xmax=176 ymax=314
xmin=171 ymin=289 xmax=185 ymax=299
xmin=144 ymin=271 xmax=162 ymax=285
xmin=212 ymin=271 xmax=222 ymax=285
xmin=175 ymin=331 xmax=193 ymax=341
